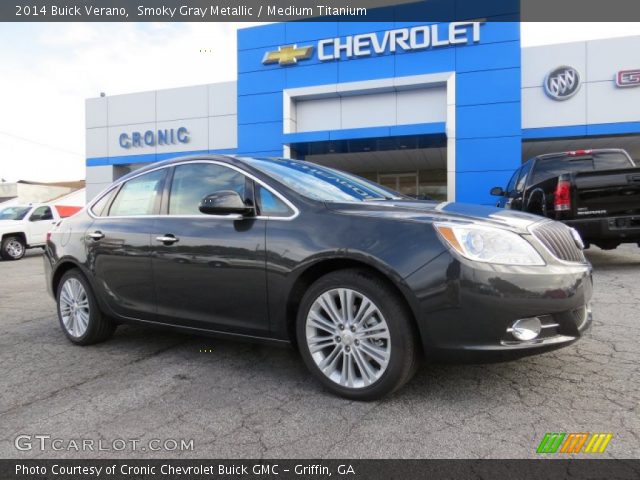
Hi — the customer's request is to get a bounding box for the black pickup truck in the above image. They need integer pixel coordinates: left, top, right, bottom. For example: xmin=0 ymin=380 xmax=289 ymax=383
xmin=491 ymin=148 xmax=640 ymax=250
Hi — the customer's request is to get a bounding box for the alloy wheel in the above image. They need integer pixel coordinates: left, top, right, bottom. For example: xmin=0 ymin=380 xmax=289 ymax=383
xmin=59 ymin=278 xmax=90 ymax=338
xmin=305 ymin=288 xmax=391 ymax=389
xmin=5 ymin=239 xmax=24 ymax=259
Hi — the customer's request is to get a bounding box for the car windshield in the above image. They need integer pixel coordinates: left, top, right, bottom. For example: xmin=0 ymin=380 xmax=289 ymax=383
xmin=0 ymin=206 xmax=31 ymax=220
xmin=245 ymin=157 xmax=404 ymax=202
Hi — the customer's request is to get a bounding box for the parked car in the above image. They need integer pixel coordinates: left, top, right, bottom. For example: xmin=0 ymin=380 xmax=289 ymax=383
xmin=0 ymin=204 xmax=64 ymax=260
xmin=44 ymin=155 xmax=592 ymax=399
xmin=491 ymin=148 xmax=639 ymax=250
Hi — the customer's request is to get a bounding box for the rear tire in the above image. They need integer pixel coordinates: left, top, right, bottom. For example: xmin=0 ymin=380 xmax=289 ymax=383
xmin=56 ymin=269 xmax=116 ymax=345
xmin=1 ymin=236 xmax=26 ymax=260
xmin=296 ymin=269 xmax=419 ymax=400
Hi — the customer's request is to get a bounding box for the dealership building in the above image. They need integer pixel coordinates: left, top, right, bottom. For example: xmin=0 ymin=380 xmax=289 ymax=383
xmin=85 ymin=9 xmax=640 ymax=203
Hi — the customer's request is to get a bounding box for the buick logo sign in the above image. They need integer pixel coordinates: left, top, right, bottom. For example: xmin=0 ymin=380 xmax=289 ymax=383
xmin=544 ymin=66 xmax=581 ymax=100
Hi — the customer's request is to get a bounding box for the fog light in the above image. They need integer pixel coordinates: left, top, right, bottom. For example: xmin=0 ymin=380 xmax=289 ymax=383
xmin=510 ymin=317 xmax=542 ymax=341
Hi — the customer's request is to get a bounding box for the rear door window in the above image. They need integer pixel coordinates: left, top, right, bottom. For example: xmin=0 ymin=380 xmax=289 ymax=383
xmin=109 ymin=169 xmax=165 ymax=216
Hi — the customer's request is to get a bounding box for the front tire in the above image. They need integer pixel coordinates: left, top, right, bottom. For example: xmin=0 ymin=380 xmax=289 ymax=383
xmin=56 ymin=269 xmax=116 ymax=345
xmin=296 ymin=269 xmax=419 ymax=400
xmin=1 ymin=236 xmax=26 ymax=260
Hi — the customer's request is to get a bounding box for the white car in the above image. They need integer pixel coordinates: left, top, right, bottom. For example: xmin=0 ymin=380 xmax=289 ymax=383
xmin=0 ymin=204 xmax=62 ymax=260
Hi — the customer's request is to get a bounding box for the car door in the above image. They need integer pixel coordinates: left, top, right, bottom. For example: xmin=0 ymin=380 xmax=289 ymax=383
xmin=28 ymin=206 xmax=55 ymax=244
xmin=151 ymin=161 xmax=269 ymax=335
xmin=85 ymin=168 xmax=167 ymax=321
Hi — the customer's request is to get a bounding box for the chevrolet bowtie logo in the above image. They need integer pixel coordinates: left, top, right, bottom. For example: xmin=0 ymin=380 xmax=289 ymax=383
xmin=262 ymin=45 xmax=314 ymax=66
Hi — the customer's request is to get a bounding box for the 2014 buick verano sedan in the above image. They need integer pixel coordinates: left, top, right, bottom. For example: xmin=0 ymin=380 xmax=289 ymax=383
xmin=44 ymin=155 xmax=593 ymax=400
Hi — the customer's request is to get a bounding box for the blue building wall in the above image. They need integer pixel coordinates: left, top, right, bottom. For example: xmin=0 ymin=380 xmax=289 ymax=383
xmin=236 ymin=1 xmax=521 ymax=205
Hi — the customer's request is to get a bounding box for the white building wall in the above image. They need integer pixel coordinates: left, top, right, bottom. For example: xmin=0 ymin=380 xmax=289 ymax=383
xmin=522 ymin=35 xmax=640 ymax=129
xmin=293 ymin=87 xmax=447 ymax=133
xmin=85 ymin=81 xmax=238 ymax=200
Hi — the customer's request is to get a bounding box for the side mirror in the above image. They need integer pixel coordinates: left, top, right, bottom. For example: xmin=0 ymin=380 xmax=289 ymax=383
xmin=490 ymin=186 xmax=505 ymax=197
xmin=199 ymin=191 xmax=254 ymax=216
xmin=29 ymin=214 xmax=41 ymax=222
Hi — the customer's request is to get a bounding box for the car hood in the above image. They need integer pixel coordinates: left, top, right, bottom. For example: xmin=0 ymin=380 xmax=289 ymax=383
xmin=325 ymin=200 xmax=545 ymax=233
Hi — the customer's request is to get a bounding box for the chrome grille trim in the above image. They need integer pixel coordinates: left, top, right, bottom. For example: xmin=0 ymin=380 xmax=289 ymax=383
xmin=530 ymin=221 xmax=587 ymax=264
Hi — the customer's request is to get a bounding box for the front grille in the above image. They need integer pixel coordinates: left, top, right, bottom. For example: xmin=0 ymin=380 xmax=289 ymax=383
xmin=531 ymin=221 xmax=586 ymax=263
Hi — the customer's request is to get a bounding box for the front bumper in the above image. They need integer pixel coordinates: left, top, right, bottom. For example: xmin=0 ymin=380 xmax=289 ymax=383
xmin=404 ymin=252 xmax=593 ymax=361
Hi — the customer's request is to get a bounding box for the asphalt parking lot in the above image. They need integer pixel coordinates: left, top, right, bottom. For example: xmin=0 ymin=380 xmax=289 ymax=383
xmin=1 ymin=247 xmax=638 ymax=459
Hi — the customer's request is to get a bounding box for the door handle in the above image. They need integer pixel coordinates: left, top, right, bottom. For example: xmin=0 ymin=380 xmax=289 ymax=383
xmin=88 ymin=231 xmax=104 ymax=241
xmin=156 ymin=235 xmax=179 ymax=244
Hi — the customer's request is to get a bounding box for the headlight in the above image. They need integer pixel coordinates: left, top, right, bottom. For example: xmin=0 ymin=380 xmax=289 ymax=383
xmin=435 ymin=223 xmax=545 ymax=266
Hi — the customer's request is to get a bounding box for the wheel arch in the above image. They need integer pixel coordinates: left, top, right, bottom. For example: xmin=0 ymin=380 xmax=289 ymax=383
xmin=51 ymin=259 xmax=116 ymax=319
xmin=525 ymin=187 xmax=547 ymax=216
xmin=51 ymin=260 xmax=84 ymax=296
xmin=2 ymin=231 xmax=27 ymax=245
xmin=285 ymin=257 xmax=420 ymax=350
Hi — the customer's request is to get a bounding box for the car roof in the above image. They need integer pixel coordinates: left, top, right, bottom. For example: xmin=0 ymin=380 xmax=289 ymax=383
xmin=115 ymin=154 xmax=246 ymax=184
xmin=534 ymin=148 xmax=628 ymax=161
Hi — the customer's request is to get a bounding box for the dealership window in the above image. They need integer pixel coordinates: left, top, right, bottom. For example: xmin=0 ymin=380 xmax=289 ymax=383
xmin=169 ymin=163 xmax=246 ymax=216
xmin=108 ymin=170 xmax=165 ymax=216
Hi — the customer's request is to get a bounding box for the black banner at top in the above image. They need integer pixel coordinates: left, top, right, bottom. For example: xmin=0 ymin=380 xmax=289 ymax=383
xmin=3 ymin=0 xmax=640 ymax=22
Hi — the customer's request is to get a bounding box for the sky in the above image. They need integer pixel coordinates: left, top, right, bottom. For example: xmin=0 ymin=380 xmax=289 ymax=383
xmin=0 ymin=22 xmax=639 ymax=183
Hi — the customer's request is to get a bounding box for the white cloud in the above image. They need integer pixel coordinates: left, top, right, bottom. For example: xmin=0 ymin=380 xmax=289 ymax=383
xmin=0 ymin=22 xmax=258 ymax=182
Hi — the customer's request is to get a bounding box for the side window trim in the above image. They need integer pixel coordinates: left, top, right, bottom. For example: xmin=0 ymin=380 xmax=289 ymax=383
xmin=159 ymin=166 xmax=176 ymax=215
xmin=245 ymin=176 xmax=256 ymax=210
xmin=152 ymin=169 xmax=167 ymax=215
xmin=90 ymin=187 xmax=118 ymax=217
xmin=105 ymin=183 xmax=125 ymax=217
xmin=87 ymin=160 xmax=299 ymax=221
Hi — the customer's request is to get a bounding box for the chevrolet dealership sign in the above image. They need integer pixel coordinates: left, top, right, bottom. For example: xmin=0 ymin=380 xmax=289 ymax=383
xmin=263 ymin=21 xmax=484 ymax=65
